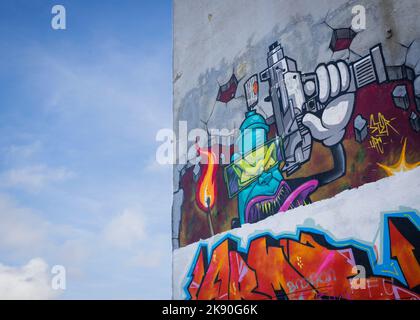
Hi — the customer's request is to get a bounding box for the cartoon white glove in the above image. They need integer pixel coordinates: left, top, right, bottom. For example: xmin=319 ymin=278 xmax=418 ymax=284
xmin=302 ymin=61 xmax=355 ymax=146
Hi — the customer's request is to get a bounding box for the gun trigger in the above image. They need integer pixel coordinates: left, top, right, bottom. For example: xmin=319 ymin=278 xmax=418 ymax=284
xmin=264 ymin=96 xmax=271 ymax=102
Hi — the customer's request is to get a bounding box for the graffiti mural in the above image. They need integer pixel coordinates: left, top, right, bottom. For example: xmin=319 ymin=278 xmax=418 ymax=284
xmin=176 ymin=36 xmax=420 ymax=246
xmin=173 ymin=0 xmax=420 ymax=302
xmin=184 ymin=211 xmax=420 ymax=300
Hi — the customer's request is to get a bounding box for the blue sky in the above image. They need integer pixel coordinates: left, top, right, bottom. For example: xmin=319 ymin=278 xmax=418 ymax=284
xmin=0 ymin=0 xmax=172 ymax=299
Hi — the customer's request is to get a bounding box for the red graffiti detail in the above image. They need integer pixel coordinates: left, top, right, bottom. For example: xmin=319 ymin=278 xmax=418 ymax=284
xmin=216 ymin=74 xmax=239 ymax=103
xmin=389 ymin=220 xmax=420 ymax=288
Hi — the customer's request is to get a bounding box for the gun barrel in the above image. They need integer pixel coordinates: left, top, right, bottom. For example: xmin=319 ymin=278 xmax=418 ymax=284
xmin=351 ymin=44 xmax=388 ymax=89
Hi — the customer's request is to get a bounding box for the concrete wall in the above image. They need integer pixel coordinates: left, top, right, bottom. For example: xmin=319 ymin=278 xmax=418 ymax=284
xmin=172 ymin=0 xmax=420 ymax=299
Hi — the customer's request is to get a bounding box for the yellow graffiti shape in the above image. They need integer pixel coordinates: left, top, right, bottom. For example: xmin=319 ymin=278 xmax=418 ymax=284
xmin=369 ymin=113 xmax=399 ymax=137
xmin=368 ymin=113 xmax=399 ymax=154
xmin=377 ymin=138 xmax=420 ymax=176
xmin=369 ymin=136 xmax=385 ymax=154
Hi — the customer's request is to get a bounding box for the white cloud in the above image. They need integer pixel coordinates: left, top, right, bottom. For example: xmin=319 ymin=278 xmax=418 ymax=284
xmin=0 ymin=258 xmax=59 ymax=300
xmin=0 ymin=165 xmax=74 ymax=192
xmin=127 ymin=249 xmax=163 ymax=268
xmin=0 ymin=194 xmax=48 ymax=252
xmin=103 ymin=209 xmax=146 ymax=248
xmin=0 ymin=193 xmax=93 ymax=281
xmin=4 ymin=141 xmax=42 ymax=161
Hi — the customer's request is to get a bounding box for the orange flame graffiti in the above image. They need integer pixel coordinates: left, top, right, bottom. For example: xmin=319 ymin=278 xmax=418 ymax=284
xmin=195 ymin=145 xmax=218 ymax=211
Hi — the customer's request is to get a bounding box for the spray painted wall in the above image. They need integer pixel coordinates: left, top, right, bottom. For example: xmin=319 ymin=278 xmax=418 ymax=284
xmin=172 ymin=0 xmax=420 ymax=299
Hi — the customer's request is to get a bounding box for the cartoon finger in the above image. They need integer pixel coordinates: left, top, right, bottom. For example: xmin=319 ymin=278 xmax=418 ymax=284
xmin=337 ymin=61 xmax=350 ymax=92
xmin=327 ymin=63 xmax=341 ymax=98
xmin=316 ymin=64 xmax=330 ymax=104
xmin=322 ymin=93 xmax=354 ymax=129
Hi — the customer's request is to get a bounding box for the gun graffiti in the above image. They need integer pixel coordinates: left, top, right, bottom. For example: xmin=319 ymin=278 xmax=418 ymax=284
xmin=185 ymin=211 xmax=420 ymax=300
xmin=257 ymin=42 xmax=386 ymax=175
xmin=224 ymin=43 xmax=389 ymax=227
